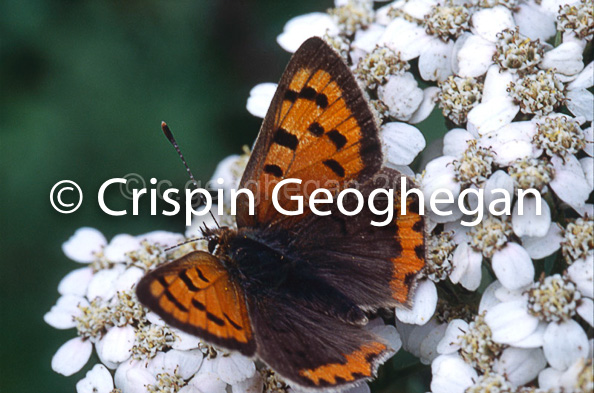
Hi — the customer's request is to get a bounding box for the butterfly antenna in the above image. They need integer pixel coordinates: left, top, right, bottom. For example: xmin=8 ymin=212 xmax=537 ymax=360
xmin=161 ymin=121 xmax=221 ymax=228
xmin=163 ymin=237 xmax=206 ymax=252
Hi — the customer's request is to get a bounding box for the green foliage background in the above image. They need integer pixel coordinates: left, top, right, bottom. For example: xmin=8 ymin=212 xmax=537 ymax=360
xmin=1 ymin=1 xmax=441 ymax=391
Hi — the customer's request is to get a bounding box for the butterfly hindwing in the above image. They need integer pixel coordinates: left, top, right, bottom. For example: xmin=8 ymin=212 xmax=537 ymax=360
xmin=288 ymin=167 xmax=426 ymax=307
xmin=248 ymin=290 xmax=393 ymax=389
xmin=237 ymin=37 xmax=383 ymax=229
xmin=136 ymin=251 xmax=256 ymax=356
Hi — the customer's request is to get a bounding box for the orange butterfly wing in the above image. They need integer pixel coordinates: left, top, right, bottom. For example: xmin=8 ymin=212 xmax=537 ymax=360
xmin=237 ymin=37 xmax=382 ymax=229
xmin=136 ymin=251 xmax=256 ymax=355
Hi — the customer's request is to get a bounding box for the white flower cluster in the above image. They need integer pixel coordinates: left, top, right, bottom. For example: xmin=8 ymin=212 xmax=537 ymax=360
xmin=247 ymin=0 xmax=593 ymax=391
xmin=45 ymin=228 xmax=267 ymax=393
xmin=47 ymin=0 xmax=592 ymax=392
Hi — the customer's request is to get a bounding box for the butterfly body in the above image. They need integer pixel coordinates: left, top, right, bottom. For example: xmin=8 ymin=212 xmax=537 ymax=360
xmin=137 ymin=37 xmax=426 ymax=390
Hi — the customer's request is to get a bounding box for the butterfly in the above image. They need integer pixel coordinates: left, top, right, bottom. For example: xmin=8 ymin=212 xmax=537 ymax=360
xmin=136 ymin=37 xmax=426 ymax=390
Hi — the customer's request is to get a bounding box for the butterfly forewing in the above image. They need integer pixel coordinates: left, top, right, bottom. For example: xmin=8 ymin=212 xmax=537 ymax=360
xmin=136 ymin=251 xmax=256 ymax=355
xmin=237 ymin=37 xmax=383 ymax=229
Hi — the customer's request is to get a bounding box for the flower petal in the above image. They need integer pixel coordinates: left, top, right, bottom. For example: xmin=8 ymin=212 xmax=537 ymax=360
xmin=436 ymin=319 xmax=468 ymax=355
xmin=231 ymin=373 xmax=264 ymax=393
xmin=430 ymin=354 xmax=477 ymax=393
xmin=377 ymin=73 xmax=423 ymax=121
xmin=418 ymin=39 xmax=454 ymax=82
xmin=442 ymin=128 xmax=473 ymax=157
xmin=104 ymin=234 xmax=140 ymax=262
xmin=97 ymin=325 xmax=135 ymax=364
xmin=543 ymin=319 xmax=589 ymax=370
xmin=136 ymin=231 xmax=184 ymax=248
xmin=62 ymin=227 xmax=106 ymax=263
xmin=467 ymin=97 xmax=519 ymax=137
xmin=512 ymin=197 xmax=551 ymax=238
xmin=471 ymin=6 xmax=515 ymax=42
xmin=379 ymin=18 xmax=437 ymax=61
xmin=408 ymin=86 xmax=440 ymax=124
xmin=450 ymin=243 xmax=483 ymax=291
xmin=87 ymin=264 xmax=125 ymax=301
xmin=456 ymin=34 xmax=496 ymax=77
xmin=277 ymin=13 xmax=338 ymax=53
xmin=213 ymin=352 xmax=256 ymax=385
xmin=568 ymin=61 xmax=593 ymax=90
xmin=520 ymin=223 xmax=563 ymax=259
xmin=482 ymin=65 xmax=516 ymax=103
xmin=381 ymin=122 xmax=426 ymax=165
xmin=76 ymin=364 xmax=114 ymax=393
xmin=44 ymin=295 xmax=88 ymax=329
xmin=566 ymin=89 xmax=594 ymax=121
xmin=567 ymin=259 xmax=594 ymax=298
xmin=395 ymin=280 xmax=437 ymax=325
xmin=148 ymin=349 xmax=203 ymax=380
xmin=493 ymin=347 xmax=547 ymax=386
xmin=51 ymin=337 xmax=93 ymax=376
xmin=246 ymin=83 xmax=277 ymax=118
xmin=58 ymin=267 xmax=94 ymax=296
xmin=550 ymin=155 xmax=591 ymax=211
xmin=514 ymin=0 xmax=556 ymax=42
xmin=479 ymin=280 xmax=502 ymax=313
xmin=491 ymin=243 xmax=534 ymax=290
xmin=185 ymin=371 xmax=227 ymax=393
xmin=541 ymin=42 xmax=584 ymax=76
xmin=580 ymin=157 xmax=593 ymax=190
xmin=485 ymin=300 xmax=539 ymax=344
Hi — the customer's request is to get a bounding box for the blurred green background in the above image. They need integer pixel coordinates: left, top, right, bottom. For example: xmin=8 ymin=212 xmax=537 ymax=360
xmin=1 ymin=1 xmax=439 ymax=391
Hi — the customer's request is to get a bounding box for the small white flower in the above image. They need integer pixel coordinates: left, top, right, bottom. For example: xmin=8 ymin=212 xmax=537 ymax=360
xmin=96 ymin=325 xmax=135 ymax=364
xmin=51 ymin=336 xmax=93 ymax=376
xmin=542 ymin=319 xmax=589 ymax=370
xmin=277 ymin=13 xmax=339 ymax=53
xmin=62 ymin=227 xmax=107 ymax=263
xmin=246 ymin=83 xmax=276 ymax=118
xmin=430 ymin=354 xmax=477 ymax=393
xmin=395 ymin=279 xmax=437 ymax=325
xmin=377 ymin=73 xmax=424 ymax=121
xmin=381 ymin=122 xmax=426 ymax=166
xmin=521 ymin=222 xmax=563 ymax=260
xmin=201 ymin=352 xmax=256 ymax=385
xmin=44 ymin=294 xmax=87 ymax=329
xmin=485 ymin=299 xmax=539 ymax=344
xmin=493 ymin=347 xmax=547 ymax=386
xmin=58 ymin=267 xmax=94 ymax=296
xmin=76 ymin=364 xmax=114 ymax=393
xmin=550 ymin=154 xmax=591 ymax=212
xmin=455 ymin=34 xmax=496 ymax=77
xmin=471 ymin=6 xmax=515 ymax=43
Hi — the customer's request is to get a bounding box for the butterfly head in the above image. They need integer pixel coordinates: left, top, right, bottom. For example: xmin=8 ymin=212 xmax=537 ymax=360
xmin=201 ymin=225 xmax=235 ymax=258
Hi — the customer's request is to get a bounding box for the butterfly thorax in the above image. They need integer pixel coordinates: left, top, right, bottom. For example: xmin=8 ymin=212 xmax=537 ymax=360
xmin=204 ymin=226 xmax=297 ymax=292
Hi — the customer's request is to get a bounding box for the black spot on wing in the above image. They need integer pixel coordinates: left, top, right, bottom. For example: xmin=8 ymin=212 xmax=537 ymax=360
xmin=327 ymin=130 xmax=347 ymax=150
xmin=207 ymin=312 xmax=225 ymax=327
xmin=299 ymin=86 xmax=317 ymax=100
xmin=415 ymin=244 xmax=425 ymax=260
xmin=195 ymin=268 xmax=210 ymax=283
xmin=323 ymin=159 xmax=345 ymax=177
xmin=191 ymin=298 xmax=206 ymax=311
xmin=179 ymin=271 xmax=200 ymax=292
xmin=316 ymin=93 xmax=328 ymax=108
xmin=273 ymin=128 xmax=298 ymax=151
xmin=164 ymin=290 xmax=188 ymax=312
xmin=264 ymin=164 xmax=283 ymax=178
xmin=308 ymin=122 xmax=324 ymax=137
xmin=412 ymin=219 xmax=424 ymax=233
xmin=284 ymin=90 xmax=298 ymax=102
xmin=223 ymin=313 xmax=243 ymax=331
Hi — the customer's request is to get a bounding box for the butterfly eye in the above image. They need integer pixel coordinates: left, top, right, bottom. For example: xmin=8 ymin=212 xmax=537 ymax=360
xmin=207 ymin=238 xmax=218 ymax=254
